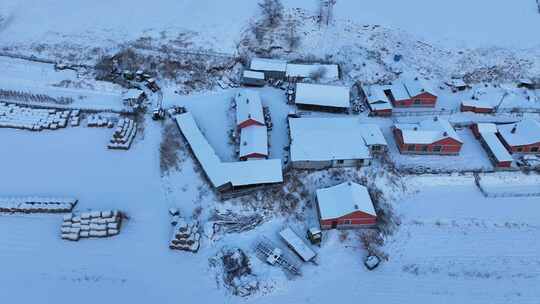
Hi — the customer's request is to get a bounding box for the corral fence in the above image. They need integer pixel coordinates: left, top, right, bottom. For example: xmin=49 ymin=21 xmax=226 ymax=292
xmin=473 ymin=172 xmax=540 ymax=198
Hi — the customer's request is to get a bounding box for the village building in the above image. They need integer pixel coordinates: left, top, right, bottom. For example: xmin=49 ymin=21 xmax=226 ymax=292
xmin=517 ymin=78 xmax=535 ymax=90
xmin=446 ymin=78 xmax=470 ymax=91
xmin=241 ymin=70 xmax=266 ymax=87
xmin=472 ymin=123 xmax=513 ymax=168
xmin=285 ymin=63 xmax=340 ymax=81
xmin=497 ymin=119 xmax=540 ymax=154
xmin=249 ymin=58 xmax=287 ymax=80
xmin=358 ymin=85 xmax=393 ymax=116
xmin=294 ymin=83 xmax=350 ymax=112
xmin=122 ymin=89 xmax=146 ymax=106
xmin=316 ymin=182 xmax=377 ymax=230
xmin=384 ymin=80 xmax=437 ymax=108
xmin=393 ymin=117 xmax=463 ymax=155
xmin=460 ymin=99 xmax=496 ymax=114
xmin=288 ymin=117 xmax=385 ymax=169
xmin=239 ymin=125 xmax=268 ymax=160
xmin=235 ymin=90 xmax=265 ymax=128
xmin=174 ymin=112 xmax=282 ymax=193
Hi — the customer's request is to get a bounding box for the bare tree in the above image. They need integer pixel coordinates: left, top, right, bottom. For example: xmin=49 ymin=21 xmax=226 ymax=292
xmin=317 ymin=0 xmax=337 ymax=26
xmin=258 ymin=0 xmax=284 ymax=28
xmin=284 ymin=18 xmax=301 ymax=52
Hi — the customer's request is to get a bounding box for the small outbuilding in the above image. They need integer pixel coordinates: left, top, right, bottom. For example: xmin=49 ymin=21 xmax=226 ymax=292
xmin=250 ymin=58 xmax=287 ymax=80
xmin=358 ymin=84 xmax=393 ymax=116
xmin=235 ymin=90 xmax=265 ymax=128
xmin=316 ymin=182 xmax=377 ymax=230
xmin=517 ymin=78 xmax=535 ymax=90
xmin=241 ymin=70 xmax=266 ymax=87
xmin=285 ymin=63 xmax=340 ymax=81
xmin=446 ymin=79 xmax=470 ymax=92
xmin=122 ymin=89 xmax=146 ymax=106
xmin=294 ymin=83 xmax=350 ymax=112
xmin=473 ymin=123 xmax=513 ymax=169
xmin=239 ymin=125 xmax=268 ymax=160
xmin=460 ymin=99 xmax=495 ymax=114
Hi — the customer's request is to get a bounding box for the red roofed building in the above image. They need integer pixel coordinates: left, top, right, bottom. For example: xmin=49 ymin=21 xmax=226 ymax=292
xmin=384 ymin=80 xmax=437 ymax=108
xmin=497 ymin=119 xmax=540 ymax=154
xmin=235 ymin=90 xmax=265 ymax=129
xmin=393 ymin=117 xmax=463 ymax=155
xmin=316 ymin=182 xmax=377 ymax=230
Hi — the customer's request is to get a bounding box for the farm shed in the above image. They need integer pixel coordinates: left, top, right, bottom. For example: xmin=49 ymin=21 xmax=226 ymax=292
xmin=285 ymin=63 xmax=340 ymax=81
xmin=294 ymin=83 xmax=350 ymax=112
xmin=385 ymin=80 xmax=437 ymax=108
xmin=517 ymin=78 xmax=535 ymax=89
xmin=279 ymin=227 xmax=316 ymax=262
xmin=239 ymin=125 xmax=268 ymax=160
xmin=235 ymin=90 xmax=265 ymax=128
xmin=446 ymin=79 xmax=470 ymax=91
xmin=358 ymin=84 xmax=393 ymax=116
xmin=497 ymin=119 xmax=540 ymax=154
xmin=474 ymin=123 xmax=513 ymax=168
xmin=359 ymin=124 xmax=388 ymax=154
xmin=316 ymin=182 xmax=377 ymax=230
xmin=393 ymin=117 xmax=463 ymax=155
xmin=288 ymin=117 xmax=373 ymax=169
xmin=241 ymin=70 xmax=266 ymax=87
xmin=250 ymin=58 xmax=287 ymax=80
xmin=122 ymin=89 xmax=146 ymax=105
xmin=460 ymin=99 xmax=495 ymax=114
xmin=174 ymin=112 xmax=282 ymax=192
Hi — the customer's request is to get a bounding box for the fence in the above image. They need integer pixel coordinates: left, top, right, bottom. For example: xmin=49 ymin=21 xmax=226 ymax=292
xmin=473 ymin=173 xmax=540 ymax=198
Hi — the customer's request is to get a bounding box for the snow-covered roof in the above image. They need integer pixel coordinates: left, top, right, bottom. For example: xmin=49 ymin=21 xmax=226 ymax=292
xmin=235 ymin=90 xmax=265 ymax=126
xmin=174 ymin=112 xmax=227 ymax=188
xmin=403 ymin=80 xmax=435 ymax=97
xmin=476 ymin=123 xmax=498 ymax=134
xmin=387 ymin=83 xmax=409 ymax=101
xmin=395 ymin=117 xmax=462 ymax=144
xmin=279 ymin=227 xmax=316 ymax=262
xmin=295 ymin=83 xmax=350 ymax=109
xmin=519 ymin=78 xmax=534 ymax=85
xmin=447 ymin=79 xmax=467 ymax=87
xmin=250 ymin=58 xmax=287 ymax=72
xmin=497 ymin=119 xmax=540 ymax=146
xmin=359 ymin=124 xmax=387 ymax=146
xmin=288 ymin=117 xmax=371 ymax=162
xmin=363 ymin=85 xmax=393 ymax=110
xmin=222 ymin=159 xmax=283 ymax=187
xmin=285 ymin=63 xmax=339 ymax=81
xmin=480 ymin=132 xmax=513 ymax=163
xmin=316 ymin=182 xmax=376 ymax=220
xmin=461 ymin=99 xmax=495 ymax=109
xmin=123 ymin=89 xmax=143 ymax=99
xmin=175 ymin=112 xmax=282 ymax=189
xmin=243 ymin=70 xmax=265 ymax=80
xmin=239 ymin=125 xmax=268 ymax=158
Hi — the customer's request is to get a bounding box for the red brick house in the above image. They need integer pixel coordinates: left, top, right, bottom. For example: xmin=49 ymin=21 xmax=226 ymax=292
xmin=358 ymin=84 xmax=393 ymax=116
xmin=384 ymin=81 xmax=437 ymax=108
xmin=393 ymin=117 xmax=463 ymax=155
xmin=460 ymin=99 xmax=495 ymax=114
xmin=316 ymin=182 xmax=377 ymax=230
xmin=235 ymin=90 xmax=265 ymax=129
xmin=497 ymin=119 xmax=540 ymax=154
xmin=472 ymin=123 xmax=513 ymax=168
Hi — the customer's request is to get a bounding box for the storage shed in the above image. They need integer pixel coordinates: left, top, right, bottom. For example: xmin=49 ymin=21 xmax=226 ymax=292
xmin=358 ymin=84 xmax=393 ymax=116
xmin=250 ymin=58 xmax=287 ymax=80
xmin=239 ymin=125 xmax=268 ymax=160
xmin=316 ymin=182 xmax=377 ymax=230
xmin=460 ymin=99 xmax=496 ymax=114
xmin=294 ymin=83 xmax=350 ymax=112
xmin=285 ymin=63 xmax=339 ymax=81
xmin=235 ymin=90 xmax=265 ymax=128
xmin=242 ymin=70 xmax=266 ymax=87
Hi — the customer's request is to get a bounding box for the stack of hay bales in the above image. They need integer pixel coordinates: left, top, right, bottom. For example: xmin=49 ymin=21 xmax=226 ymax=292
xmin=61 ymin=210 xmax=123 ymax=241
xmin=86 ymin=114 xmax=113 ymax=128
xmin=69 ymin=109 xmax=80 ymax=127
xmin=108 ymin=118 xmax=137 ymax=150
xmin=0 ymin=197 xmax=77 ymax=213
xmin=0 ymin=103 xmax=71 ymax=131
xmin=169 ymin=217 xmax=200 ymax=252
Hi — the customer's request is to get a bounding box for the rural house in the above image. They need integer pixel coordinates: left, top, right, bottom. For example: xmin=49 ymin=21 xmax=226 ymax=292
xmin=249 ymin=58 xmax=287 ymax=80
xmin=235 ymin=90 xmax=265 ymax=129
xmin=460 ymin=99 xmax=496 ymax=114
xmin=497 ymin=119 xmax=540 ymax=154
xmin=316 ymin=182 xmax=377 ymax=230
xmin=384 ymin=80 xmax=437 ymax=108
xmin=358 ymin=84 xmax=393 ymax=116
xmin=294 ymin=83 xmax=350 ymax=112
xmin=239 ymin=125 xmax=268 ymax=160
xmin=288 ymin=117 xmax=384 ymax=169
xmin=393 ymin=117 xmax=463 ymax=155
